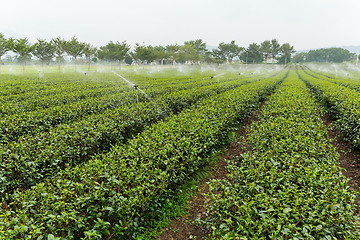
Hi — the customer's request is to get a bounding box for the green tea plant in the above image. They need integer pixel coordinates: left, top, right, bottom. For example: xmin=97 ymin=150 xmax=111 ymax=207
xmin=302 ymin=66 xmax=360 ymax=92
xmin=202 ymin=71 xmax=359 ymax=239
xmin=0 ymin=70 xmax=272 ymax=144
xmin=0 ymin=70 xmax=278 ymax=198
xmin=298 ymin=68 xmax=360 ymax=150
xmin=0 ymin=72 xmax=286 ymax=239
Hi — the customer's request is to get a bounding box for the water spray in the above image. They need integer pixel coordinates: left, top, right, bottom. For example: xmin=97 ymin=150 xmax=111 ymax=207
xmin=111 ymin=70 xmax=152 ymax=102
xmin=112 ymin=70 xmax=134 ymax=86
xmin=38 ymin=70 xmax=44 ymax=80
xmin=110 ymin=69 xmax=171 ymax=120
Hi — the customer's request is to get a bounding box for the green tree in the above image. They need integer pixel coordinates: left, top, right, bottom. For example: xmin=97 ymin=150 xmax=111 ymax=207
xmin=292 ymin=52 xmax=308 ymax=63
xmin=97 ymin=43 xmax=112 ymax=62
xmin=51 ymin=37 xmax=66 ymax=72
xmin=177 ymin=44 xmax=201 ymax=64
xmin=64 ymin=36 xmax=86 ymax=72
xmin=165 ymin=44 xmax=180 ymax=63
xmin=97 ymin=41 xmax=130 ymax=69
xmin=83 ymin=43 xmax=97 ymax=71
xmin=0 ymin=33 xmax=14 ymax=73
xmin=32 ymin=39 xmax=56 ymax=71
xmin=241 ymin=43 xmax=263 ymax=64
xmin=124 ymin=54 xmax=133 ymax=65
xmin=203 ymin=51 xmax=215 ymax=64
xmin=166 ymin=44 xmax=180 ymax=56
xmin=270 ymin=39 xmax=281 ymax=63
xmin=212 ymin=46 xmax=227 ymax=63
xmin=280 ymin=43 xmax=295 ymax=64
xmin=131 ymin=44 xmax=157 ymax=65
xmin=12 ymin=38 xmax=34 ymax=72
xmin=153 ymin=45 xmax=168 ymax=64
xmin=306 ymin=48 xmax=355 ymax=63
xmin=260 ymin=40 xmax=272 ymax=63
xmin=184 ymin=39 xmax=208 ymax=55
xmin=181 ymin=39 xmax=209 ymax=63
xmin=212 ymin=40 xmax=244 ymax=63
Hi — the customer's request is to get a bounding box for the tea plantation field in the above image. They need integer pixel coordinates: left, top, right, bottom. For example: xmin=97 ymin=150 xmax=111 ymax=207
xmin=0 ymin=65 xmax=359 ymax=239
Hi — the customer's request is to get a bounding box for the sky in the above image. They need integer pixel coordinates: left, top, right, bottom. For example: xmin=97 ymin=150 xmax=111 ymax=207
xmin=1 ymin=0 xmax=360 ymax=51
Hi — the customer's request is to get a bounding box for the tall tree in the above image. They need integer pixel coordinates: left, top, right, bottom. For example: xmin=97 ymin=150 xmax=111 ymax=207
xmin=124 ymin=54 xmax=133 ymax=65
xmin=153 ymin=45 xmax=168 ymax=64
xmin=183 ymin=39 xmax=209 ymax=63
xmin=211 ymin=48 xmax=226 ymax=63
xmin=12 ymin=38 xmax=34 ymax=72
xmin=32 ymin=39 xmax=56 ymax=71
xmin=280 ymin=43 xmax=295 ymax=64
xmin=203 ymin=51 xmax=215 ymax=64
xmin=131 ymin=44 xmax=157 ymax=65
xmin=83 ymin=43 xmax=97 ymax=71
xmin=260 ymin=40 xmax=272 ymax=63
xmin=64 ymin=36 xmax=85 ymax=72
xmin=98 ymin=41 xmax=130 ymax=69
xmin=292 ymin=52 xmax=308 ymax=63
xmin=270 ymin=39 xmax=281 ymax=63
xmin=306 ymin=48 xmax=355 ymax=63
xmin=177 ymin=44 xmax=201 ymax=64
xmin=243 ymin=43 xmax=263 ymax=64
xmin=166 ymin=44 xmax=180 ymax=63
xmin=111 ymin=41 xmax=130 ymax=69
xmin=51 ymin=37 xmax=66 ymax=72
xmin=97 ymin=43 xmax=112 ymax=63
xmin=0 ymin=33 xmax=13 ymax=73
xmin=212 ymin=40 xmax=243 ymax=63
xmin=184 ymin=39 xmax=208 ymax=54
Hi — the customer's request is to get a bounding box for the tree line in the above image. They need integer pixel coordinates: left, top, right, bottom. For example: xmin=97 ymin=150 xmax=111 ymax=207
xmin=292 ymin=48 xmax=357 ymax=63
xmin=0 ymin=33 xmax=297 ymax=72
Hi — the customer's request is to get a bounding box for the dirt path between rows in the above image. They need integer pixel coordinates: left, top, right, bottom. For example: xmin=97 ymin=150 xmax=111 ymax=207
xmin=322 ymin=115 xmax=360 ymax=215
xmin=158 ymin=103 xmax=264 ymax=240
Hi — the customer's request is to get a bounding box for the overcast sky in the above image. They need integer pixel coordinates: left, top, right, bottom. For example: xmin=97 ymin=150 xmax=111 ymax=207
xmin=1 ymin=0 xmax=359 ymax=51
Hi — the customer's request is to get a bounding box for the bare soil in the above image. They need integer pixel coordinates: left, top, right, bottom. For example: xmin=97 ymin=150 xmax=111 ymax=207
xmin=158 ymin=105 xmax=263 ymax=240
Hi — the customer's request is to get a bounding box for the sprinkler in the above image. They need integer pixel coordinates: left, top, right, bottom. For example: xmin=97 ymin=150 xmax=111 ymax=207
xmin=84 ymin=72 xmax=87 ymax=80
xmin=134 ymin=84 xmax=139 ymax=103
xmin=210 ymin=76 xmax=214 ymax=85
xmin=112 ymin=71 xmax=152 ymax=102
